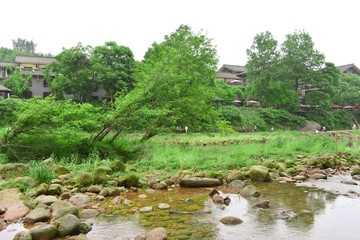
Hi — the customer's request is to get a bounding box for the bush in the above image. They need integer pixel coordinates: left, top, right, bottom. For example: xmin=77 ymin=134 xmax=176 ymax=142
xmin=304 ymin=109 xmax=352 ymax=130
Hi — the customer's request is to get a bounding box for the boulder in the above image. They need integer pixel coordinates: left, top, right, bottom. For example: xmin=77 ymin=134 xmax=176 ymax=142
xmin=69 ymin=194 xmax=90 ymax=207
xmin=0 ymin=163 xmax=28 ymax=179
xmin=13 ymin=177 xmax=38 ymax=188
xmin=249 ymin=165 xmax=271 ymax=182
xmin=179 ymin=177 xmax=222 ymax=187
xmin=310 ymin=173 xmax=327 ymax=180
xmin=75 ymin=234 xmax=89 ymax=240
xmin=79 ymin=222 xmax=92 ymax=234
xmin=99 ymin=188 xmax=110 ymax=196
xmin=108 ymin=188 xmax=122 ymax=196
xmin=220 ymin=216 xmax=243 ymax=225
xmin=35 ymin=195 xmax=58 ymax=205
xmin=36 ymin=183 xmax=49 ymax=196
xmin=111 ymin=160 xmax=126 ymax=173
xmin=111 ymin=196 xmax=123 ymax=206
xmin=23 ymin=207 xmax=51 ymax=224
xmin=118 ymin=173 xmax=139 ymax=187
xmin=14 ymin=231 xmax=32 ymax=240
xmin=228 ymin=180 xmax=245 ymax=189
xmin=54 ymin=166 xmax=70 ymax=176
xmin=30 ymin=224 xmax=57 ymax=240
xmin=158 ymin=203 xmax=170 ymax=209
xmin=57 ymin=214 xmax=80 ymax=237
xmin=212 ymin=194 xmax=224 ymax=204
xmin=240 ymin=185 xmax=260 ymax=198
xmin=145 ymin=227 xmax=167 ymax=240
xmin=87 ymin=185 xmax=102 ymax=193
xmin=252 ymin=200 xmax=270 ymax=208
xmin=77 ymin=173 xmax=93 ymax=186
xmin=140 ymin=206 xmax=153 ymax=212
xmin=351 ymin=167 xmax=360 ymax=176
xmin=93 ymin=168 xmax=108 ymax=185
xmin=51 ymin=200 xmax=79 ymax=219
xmin=98 ymin=166 xmax=113 ymax=175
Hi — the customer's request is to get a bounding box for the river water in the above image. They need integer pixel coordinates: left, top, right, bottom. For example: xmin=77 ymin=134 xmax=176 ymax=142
xmin=1 ymin=174 xmax=360 ymax=240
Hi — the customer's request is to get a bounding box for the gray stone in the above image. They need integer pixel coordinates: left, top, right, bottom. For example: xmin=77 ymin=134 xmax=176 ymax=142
xmin=212 ymin=194 xmax=224 ymax=204
xmin=249 ymin=165 xmax=271 ymax=182
xmin=23 ymin=207 xmax=51 ymax=224
xmin=51 ymin=200 xmax=79 ymax=220
xmin=310 ymin=173 xmax=327 ymax=180
xmin=30 ymin=224 xmax=57 ymax=240
xmin=145 ymin=189 xmax=156 ymax=194
xmin=48 ymin=184 xmax=62 ymax=195
xmin=77 ymin=173 xmax=93 ymax=186
xmin=35 ymin=195 xmax=58 ymax=205
xmin=240 ymin=185 xmax=261 ymax=198
xmin=57 ymin=214 xmax=80 ymax=237
xmin=87 ymin=185 xmax=101 ymax=193
xmin=140 ymin=206 xmax=153 ymax=212
xmin=79 ymin=209 xmax=99 ymax=219
xmin=228 ymin=180 xmax=245 ymax=189
xmin=179 ymin=177 xmax=222 ymax=187
xmin=152 ymin=183 xmax=168 ymax=190
xmin=108 ymin=188 xmax=122 ymax=196
xmin=69 ymin=194 xmax=90 ymax=207
xmin=13 ymin=231 xmax=32 ymax=240
xmin=110 ymin=160 xmax=126 ymax=173
xmin=0 ymin=163 xmax=28 ymax=179
xmin=54 ymin=166 xmax=70 ymax=176
xmin=36 ymin=182 xmax=49 ymax=196
xmin=252 ymin=200 xmax=270 ymax=208
xmin=158 ymin=203 xmax=170 ymax=209
xmin=79 ymin=222 xmax=92 ymax=234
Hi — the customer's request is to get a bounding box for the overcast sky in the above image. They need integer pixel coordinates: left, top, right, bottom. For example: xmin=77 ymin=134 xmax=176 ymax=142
xmin=1 ymin=0 xmax=359 ymax=68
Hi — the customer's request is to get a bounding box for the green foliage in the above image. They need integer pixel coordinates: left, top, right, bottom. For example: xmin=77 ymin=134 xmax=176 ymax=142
xmin=48 ymin=43 xmax=97 ymax=102
xmin=0 ymin=97 xmax=22 ymax=127
xmin=334 ymin=73 xmax=360 ymax=106
xmin=92 ymin=42 xmax=136 ymax=97
xmin=304 ymin=109 xmax=352 ymax=130
xmin=28 ymin=161 xmax=56 ymax=184
xmin=0 ymin=47 xmax=52 ymax=62
xmin=219 ymin=106 xmax=305 ymax=130
xmin=3 ymin=66 xmax=31 ymax=97
xmin=214 ymin=81 xmax=243 ymax=105
xmin=12 ymin=38 xmax=37 ymax=54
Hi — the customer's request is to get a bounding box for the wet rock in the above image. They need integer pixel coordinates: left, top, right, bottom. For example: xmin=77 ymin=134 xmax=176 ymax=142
xmin=158 ymin=203 xmax=170 ymax=209
xmin=273 ymin=209 xmax=296 ymax=219
xmin=95 ymin=195 xmax=106 ymax=202
xmin=220 ymin=216 xmax=243 ymax=225
xmin=205 ymin=171 xmax=224 ymax=181
xmin=138 ymin=194 xmax=147 ymax=199
xmin=145 ymin=227 xmax=167 ymax=240
xmin=93 ymin=168 xmax=107 ymax=185
xmin=278 ymin=177 xmax=296 ymax=183
xmin=264 ymin=161 xmax=278 ymax=169
xmin=252 ymin=200 xmax=270 ymax=208
xmin=0 ymin=220 xmax=5 ymax=231
xmin=212 ymin=194 xmax=224 ymax=204
xmin=0 ymin=163 xmax=28 ymax=179
xmin=77 ymin=173 xmax=93 ymax=186
xmin=3 ymin=205 xmax=29 ymax=221
xmin=36 ymin=195 xmax=58 ymax=205
xmin=208 ymin=189 xmax=220 ymax=198
xmin=54 ymin=166 xmax=70 ymax=176
xmin=152 ymin=182 xmax=168 ymax=190
xmin=249 ymin=165 xmax=271 ymax=182
xmin=75 ymin=234 xmax=89 ymax=240
xmin=351 ymin=167 xmax=360 ymax=176
xmin=79 ymin=209 xmax=99 ymax=219
xmin=69 ymin=194 xmax=90 ymax=207
xmin=87 ymin=185 xmax=101 ymax=193
xmin=134 ymin=235 xmax=145 ymax=240
xmin=23 ymin=207 xmax=51 ymax=224
xmin=79 ymin=221 xmax=92 ymax=234
xmin=99 ymin=188 xmax=109 ymax=196
xmin=293 ymin=175 xmax=306 ymax=181
xmin=310 ymin=173 xmax=327 ymax=180
xmin=185 ymin=198 xmax=194 ymax=204
xmin=123 ymin=199 xmax=131 ymax=205
xmin=14 ymin=231 xmax=32 ymax=240
xmin=30 ymin=224 xmax=57 ymax=240
xmin=224 ymin=196 xmax=231 ymax=205
xmin=110 ymin=160 xmax=126 ymax=173
xmin=60 ymin=192 xmax=71 ymax=200
xmin=228 ymin=180 xmax=245 ymax=189
xmin=179 ymin=177 xmax=222 ymax=187
xmin=140 ymin=206 xmax=153 ymax=212
xmin=279 ymin=172 xmax=290 ymax=178
xmin=341 ymin=179 xmax=358 ymax=185
xmin=58 ymin=214 xmax=80 ymax=237
xmin=240 ymin=185 xmax=260 ymax=198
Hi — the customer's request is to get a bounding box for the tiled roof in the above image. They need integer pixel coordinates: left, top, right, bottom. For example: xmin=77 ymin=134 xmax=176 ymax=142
xmin=337 ymin=64 xmax=360 ymax=74
xmin=15 ymin=55 xmax=55 ymax=65
xmin=216 ymin=72 xmax=241 ymax=79
xmin=0 ymin=61 xmax=17 ymax=67
xmin=219 ymin=64 xmax=246 ymax=73
xmin=0 ymin=84 xmax=12 ymax=92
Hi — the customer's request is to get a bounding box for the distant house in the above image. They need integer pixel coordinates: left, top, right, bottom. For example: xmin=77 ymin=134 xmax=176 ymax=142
xmin=0 ymin=84 xmax=11 ymax=99
xmin=0 ymin=55 xmax=108 ymax=100
xmin=337 ymin=63 xmax=360 ymax=76
xmin=216 ymin=64 xmax=247 ymax=86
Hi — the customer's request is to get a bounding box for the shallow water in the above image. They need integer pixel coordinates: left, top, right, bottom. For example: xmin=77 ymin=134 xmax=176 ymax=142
xmin=2 ymin=175 xmax=360 ymax=240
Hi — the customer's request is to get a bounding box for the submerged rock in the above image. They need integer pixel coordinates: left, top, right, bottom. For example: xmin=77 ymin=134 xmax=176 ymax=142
xmin=252 ymin=200 xmax=270 ymax=209
xmin=228 ymin=180 xmax=245 ymax=189
xmin=179 ymin=177 xmax=222 ymax=187
xmin=240 ymin=185 xmax=260 ymax=198
xmin=220 ymin=216 xmax=243 ymax=225
xmin=145 ymin=227 xmax=167 ymax=240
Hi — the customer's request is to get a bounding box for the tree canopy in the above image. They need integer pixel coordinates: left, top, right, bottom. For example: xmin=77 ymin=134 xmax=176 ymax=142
xmin=12 ymin=38 xmax=37 ymax=54
xmin=3 ymin=66 xmax=31 ymax=97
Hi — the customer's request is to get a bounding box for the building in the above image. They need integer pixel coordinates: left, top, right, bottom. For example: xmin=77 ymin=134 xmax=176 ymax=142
xmin=216 ymin=64 xmax=247 ymax=86
xmin=0 ymin=55 xmax=108 ymax=100
xmin=337 ymin=64 xmax=360 ymax=76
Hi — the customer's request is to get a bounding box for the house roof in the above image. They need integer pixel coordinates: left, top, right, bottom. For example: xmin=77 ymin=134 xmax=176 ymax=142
xmin=0 ymin=61 xmax=17 ymax=68
xmin=216 ymin=72 xmax=241 ymax=80
xmin=0 ymin=85 xmax=12 ymax=92
xmin=219 ymin=64 xmax=246 ymax=73
xmin=15 ymin=55 xmax=55 ymax=65
xmin=337 ymin=64 xmax=360 ymax=74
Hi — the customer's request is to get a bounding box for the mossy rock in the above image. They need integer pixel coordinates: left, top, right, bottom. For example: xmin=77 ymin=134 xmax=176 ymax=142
xmin=227 ymin=171 xmax=245 ymax=182
xmin=306 ymin=158 xmax=317 ymax=166
xmin=285 ymin=160 xmax=295 ymax=167
xmin=118 ymin=173 xmax=139 ymax=187
xmin=110 ymin=160 xmax=126 ymax=173
xmin=98 ymin=166 xmax=113 ymax=175
xmin=54 ymin=166 xmax=70 ymax=176
xmin=226 ymin=164 xmax=237 ymax=170
xmin=205 ymin=171 xmax=224 ymax=181
xmin=264 ymin=161 xmax=278 ymax=169
xmin=277 ymin=163 xmax=287 ymax=172
xmin=286 ymin=167 xmax=297 ymax=176
xmin=351 ymin=167 xmax=360 ymax=176
xmin=0 ymin=163 xmax=29 ymax=179
xmin=77 ymin=173 xmax=93 ymax=186
xmin=36 ymin=183 xmax=49 ymax=196
xmin=192 ymin=172 xmax=206 ymax=177
xmin=13 ymin=177 xmax=38 ymax=188
xmin=93 ymin=168 xmax=107 ymax=185
xmin=249 ymin=165 xmax=271 ymax=182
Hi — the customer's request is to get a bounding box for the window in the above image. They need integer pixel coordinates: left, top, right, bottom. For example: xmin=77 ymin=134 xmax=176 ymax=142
xmin=43 ymin=79 xmax=49 ymax=87
xmin=43 ymin=92 xmax=51 ymax=98
xmin=23 ymin=91 xmax=33 ymax=99
xmin=28 ymin=79 xmax=33 ymax=87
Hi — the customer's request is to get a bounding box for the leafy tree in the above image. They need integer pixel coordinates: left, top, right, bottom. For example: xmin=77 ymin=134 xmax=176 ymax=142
xmin=3 ymin=66 xmax=31 ymax=97
xmin=334 ymin=73 xmax=360 ymax=106
xmin=215 ymin=81 xmax=243 ymax=105
xmin=12 ymin=38 xmax=37 ymax=54
xmin=92 ymin=42 xmax=136 ymax=97
xmin=0 ymin=97 xmax=22 ymax=127
xmin=93 ymin=25 xmax=227 ymax=142
xmin=280 ymin=30 xmax=325 ymax=94
xmin=48 ymin=43 xmax=97 ymax=102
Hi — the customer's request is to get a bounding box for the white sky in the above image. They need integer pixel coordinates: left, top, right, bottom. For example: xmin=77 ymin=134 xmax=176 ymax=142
xmin=1 ymin=0 xmax=359 ymax=68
